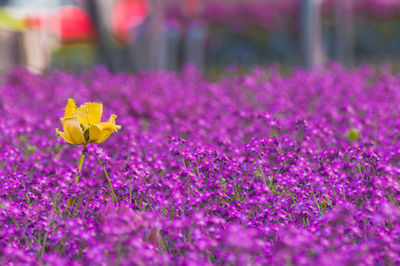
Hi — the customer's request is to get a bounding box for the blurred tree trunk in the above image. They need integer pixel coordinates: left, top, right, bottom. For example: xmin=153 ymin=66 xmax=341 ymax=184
xmin=183 ymin=22 xmax=206 ymax=71
xmin=300 ymin=0 xmax=325 ymax=69
xmin=147 ymin=0 xmax=167 ymax=69
xmin=23 ymin=29 xmax=51 ymax=73
xmin=165 ymin=22 xmax=180 ymax=71
xmin=85 ymin=0 xmax=115 ymax=72
xmin=0 ymin=28 xmax=24 ymax=72
xmin=335 ymin=0 xmax=354 ymax=67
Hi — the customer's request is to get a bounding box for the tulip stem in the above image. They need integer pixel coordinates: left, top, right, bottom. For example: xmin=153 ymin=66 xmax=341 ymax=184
xmin=100 ymin=162 xmax=119 ymax=205
xmin=75 ymin=144 xmax=87 ymax=183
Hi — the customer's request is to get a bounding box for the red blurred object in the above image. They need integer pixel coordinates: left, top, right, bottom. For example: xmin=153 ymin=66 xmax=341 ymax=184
xmin=183 ymin=0 xmax=203 ymax=18
xmin=48 ymin=6 xmax=96 ymax=43
xmin=25 ymin=16 xmax=44 ymax=29
xmin=112 ymin=0 xmax=149 ymax=43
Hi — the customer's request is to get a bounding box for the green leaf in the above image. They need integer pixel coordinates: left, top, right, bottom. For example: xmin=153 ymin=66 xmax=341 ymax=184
xmin=67 ymin=198 xmax=76 ymax=208
xmin=346 ymin=128 xmax=361 ymax=142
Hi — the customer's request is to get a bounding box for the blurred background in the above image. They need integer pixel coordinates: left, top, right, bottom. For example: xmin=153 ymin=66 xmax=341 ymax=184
xmin=1 ymin=0 xmax=400 ymax=75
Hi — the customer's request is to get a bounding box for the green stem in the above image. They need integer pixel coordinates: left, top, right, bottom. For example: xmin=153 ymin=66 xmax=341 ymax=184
xmin=181 ymin=157 xmax=187 ymax=171
xmin=129 ymin=177 xmax=133 ymax=204
xmin=10 ymin=216 xmax=32 ymax=249
xmin=272 ymin=186 xmax=290 ymax=214
xmin=75 ymin=144 xmax=87 ymax=183
xmin=310 ymin=187 xmax=323 ymax=215
xmin=100 ymin=162 xmax=119 ymax=205
xmin=41 ymin=216 xmax=51 ymax=257
xmin=257 ymin=164 xmax=267 ymax=187
xmin=327 ymin=175 xmax=337 ymax=199
xmin=357 ymin=163 xmax=363 ymax=179
xmin=231 ymin=146 xmax=266 ymax=203
xmin=371 ymin=165 xmax=377 ymax=178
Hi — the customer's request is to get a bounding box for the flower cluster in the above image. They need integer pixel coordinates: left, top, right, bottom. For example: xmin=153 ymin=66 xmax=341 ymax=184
xmin=1 ymin=64 xmax=400 ymax=264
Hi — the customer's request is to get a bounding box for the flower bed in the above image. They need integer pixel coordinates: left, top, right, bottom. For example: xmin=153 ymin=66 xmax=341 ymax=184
xmin=1 ymin=64 xmax=400 ymax=264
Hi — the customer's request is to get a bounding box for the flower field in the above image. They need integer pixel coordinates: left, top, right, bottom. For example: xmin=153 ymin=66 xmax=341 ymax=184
xmin=1 ymin=64 xmax=400 ymax=265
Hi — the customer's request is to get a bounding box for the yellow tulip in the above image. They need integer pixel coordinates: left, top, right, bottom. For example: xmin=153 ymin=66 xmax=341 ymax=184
xmin=56 ymin=98 xmax=121 ymax=145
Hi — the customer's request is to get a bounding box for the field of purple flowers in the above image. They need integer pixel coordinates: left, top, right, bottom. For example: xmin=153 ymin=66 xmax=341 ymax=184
xmin=1 ymin=64 xmax=400 ymax=265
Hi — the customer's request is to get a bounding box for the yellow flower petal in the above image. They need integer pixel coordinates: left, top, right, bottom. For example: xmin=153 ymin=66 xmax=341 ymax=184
xmin=94 ymin=124 xmax=115 ymax=144
xmin=60 ymin=116 xmax=85 ymax=145
xmin=56 ymin=128 xmax=75 ymax=144
xmin=84 ymin=102 xmax=103 ymax=125
xmin=88 ymin=124 xmax=102 ymax=143
xmin=64 ymin=98 xmax=76 ymax=117
xmin=107 ymin=114 xmax=121 ymax=130
xmin=75 ymin=105 xmax=90 ymax=127
xmin=92 ymin=114 xmax=121 ymax=143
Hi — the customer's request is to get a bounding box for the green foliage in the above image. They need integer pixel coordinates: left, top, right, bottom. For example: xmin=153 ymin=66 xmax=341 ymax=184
xmin=346 ymin=128 xmax=361 ymax=142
